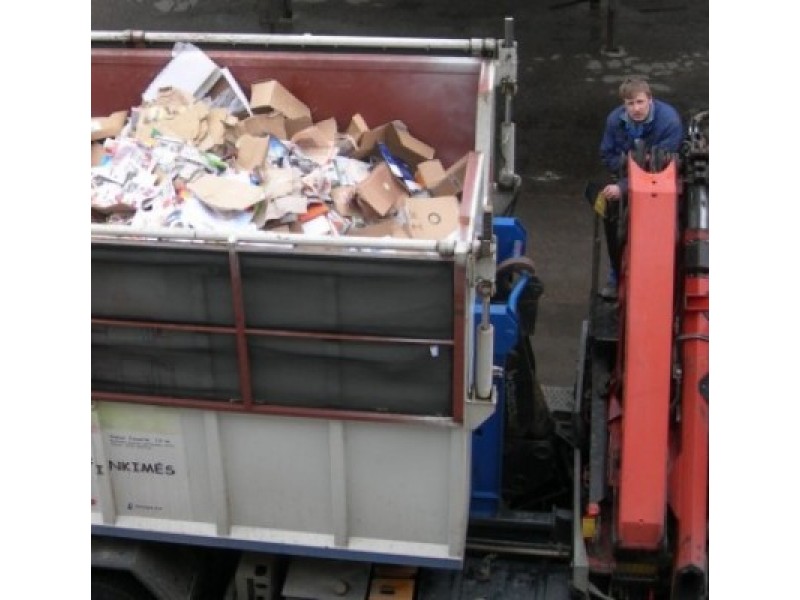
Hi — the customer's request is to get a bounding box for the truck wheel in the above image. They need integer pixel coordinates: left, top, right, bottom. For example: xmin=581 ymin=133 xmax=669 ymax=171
xmin=92 ymin=570 xmax=155 ymax=600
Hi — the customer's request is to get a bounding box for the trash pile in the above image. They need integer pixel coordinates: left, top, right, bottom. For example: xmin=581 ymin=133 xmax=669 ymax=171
xmin=91 ymin=43 xmax=468 ymax=240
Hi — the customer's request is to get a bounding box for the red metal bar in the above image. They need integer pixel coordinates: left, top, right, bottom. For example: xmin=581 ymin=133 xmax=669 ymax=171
xmin=616 ymin=158 xmax=677 ymax=550
xmin=670 ymin=251 xmax=709 ymax=580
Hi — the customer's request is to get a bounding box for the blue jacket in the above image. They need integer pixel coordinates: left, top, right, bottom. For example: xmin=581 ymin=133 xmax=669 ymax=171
xmin=599 ymin=98 xmax=684 ymax=196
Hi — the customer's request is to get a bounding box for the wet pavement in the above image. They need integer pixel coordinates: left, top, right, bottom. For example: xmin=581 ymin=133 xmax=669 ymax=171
xmin=91 ymin=0 xmax=709 ymax=386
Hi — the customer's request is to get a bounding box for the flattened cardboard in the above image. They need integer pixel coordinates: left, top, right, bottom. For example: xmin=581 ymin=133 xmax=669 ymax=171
xmin=404 ymin=195 xmax=460 ymax=240
xmin=237 ymin=113 xmax=287 ymax=140
xmin=188 ymin=174 xmax=265 ymax=211
xmin=368 ymin=578 xmax=415 ymax=600
xmin=91 ymin=111 xmax=128 ymax=141
xmin=291 ymin=118 xmax=338 ymax=165
xmin=197 ymin=108 xmax=228 ymax=152
xmin=262 ymin=166 xmax=297 ymax=200
xmin=285 ymin=115 xmax=314 ymax=140
xmin=235 ymin=134 xmax=269 ymax=171
xmin=355 ymin=162 xmax=408 ymax=218
xmin=250 ymin=80 xmax=311 ymax=120
xmin=415 ymin=159 xmax=446 ymax=189
xmin=431 ymin=153 xmax=469 ymax=197
xmin=140 ymin=103 xmax=210 ymax=143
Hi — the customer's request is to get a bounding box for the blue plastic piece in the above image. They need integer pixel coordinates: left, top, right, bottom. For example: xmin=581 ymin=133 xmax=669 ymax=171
xmin=493 ymin=216 xmax=527 ymax=264
xmin=469 ymin=216 xmax=530 ymax=518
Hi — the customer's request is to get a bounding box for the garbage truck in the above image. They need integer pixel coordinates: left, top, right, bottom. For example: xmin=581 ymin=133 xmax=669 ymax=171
xmin=91 ymin=21 xmax=709 ymax=600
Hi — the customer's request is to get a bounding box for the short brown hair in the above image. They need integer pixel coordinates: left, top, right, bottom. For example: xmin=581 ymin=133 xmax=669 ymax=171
xmin=619 ymin=76 xmax=652 ymax=100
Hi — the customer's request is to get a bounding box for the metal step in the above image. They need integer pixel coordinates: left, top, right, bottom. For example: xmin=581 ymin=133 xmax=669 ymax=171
xmin=542 ymin=385 xmax=574 ymax=414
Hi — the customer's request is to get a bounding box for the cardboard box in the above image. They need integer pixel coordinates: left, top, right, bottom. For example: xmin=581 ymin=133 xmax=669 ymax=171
xmin=346 ymin=113 xmax=370 ymax=143
xmin=91 ymin=111 xmax=128 ymax=141
xmin=352 ymin=122 xmax=393 ymax=160
xmin=414 ymin=159 xmax=446 ymax=189
xmin=354 ymin=121 xmax=434 ymax=168
xmin=404 ymin=195 xmax=460 ymax=240
xmin=368 ymin=578 xmax=415 ymax=600
xmin=431 ymin=153 xmax=469 ymax=197
xmin=355 ymin=162 xmax=408 ymax=218
xmin=250 ymin=80 xmax=311 ymax=120
xmin=385 ymin=122 xmax=435 ymax=168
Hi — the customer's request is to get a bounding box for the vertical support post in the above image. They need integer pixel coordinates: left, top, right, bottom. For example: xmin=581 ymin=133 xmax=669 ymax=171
xmin=228 ymin=242 xmax=253 ymax=408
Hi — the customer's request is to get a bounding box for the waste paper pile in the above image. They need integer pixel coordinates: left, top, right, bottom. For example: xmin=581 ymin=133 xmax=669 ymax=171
xmin=91 ymin=43 xmax=468 ymax=240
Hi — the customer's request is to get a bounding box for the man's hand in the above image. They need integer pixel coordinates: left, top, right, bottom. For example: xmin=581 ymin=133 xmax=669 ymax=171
xmin=602 ymin=184 xmax=622 ymax=200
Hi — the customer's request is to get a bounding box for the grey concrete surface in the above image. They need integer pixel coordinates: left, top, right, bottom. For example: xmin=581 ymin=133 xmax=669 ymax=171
xmin=91 ymin=0 xmax=709 ymax=387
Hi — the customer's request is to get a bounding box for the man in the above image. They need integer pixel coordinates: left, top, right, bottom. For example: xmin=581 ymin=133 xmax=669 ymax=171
xmin=598 ymin=76 xmax=684 ymax=299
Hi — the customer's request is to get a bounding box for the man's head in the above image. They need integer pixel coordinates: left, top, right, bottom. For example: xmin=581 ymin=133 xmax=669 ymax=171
xmin=619 ymin=76 xmax=653 ymax=123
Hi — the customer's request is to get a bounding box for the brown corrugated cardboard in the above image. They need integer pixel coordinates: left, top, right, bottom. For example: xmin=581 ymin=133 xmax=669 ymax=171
xmin=250 ymin=80 xmax=311 ymax=120
xmin=355 ymin=162 xmax=408 ymax=218
xmin=197 ymin=108 xmax=229 ymax=151
xmin=188 ymin=174 xmax=265 ymax=211
xmin=291 ymin=118 xmax=338 ymax=165
xmin=237 ymin=113 xmax=287 ymax=140
xmin=235 ymin=134 xmax=269 ymax=171
xmin=346 ymin=113 xmax=370 ymax=143
xmin=368 ymin=578 xmax=415 ymax=600
xmin=285 ymin=115 xmax=314 ymax=140
xmin=431 ymin=153 xmax=469 ymax=197
xmin=404 ymin=195 xmax=460 ymax=240
xmin=91 ymin=111 xmax=128 ymax=141
xmin=262 ymin=166 xmax=297 ymax=200
xmin=414 ymin=159 xmax=446 ymax=189
xmin=385 ymin=122 xmax=435 ymax=168
xmin=353 ymin=121 xmax=435 ymax=168
xmin=352 ymin=122 xmax=393 ymax=160
xmin=136 ymin=103 xmax=210 ymax=144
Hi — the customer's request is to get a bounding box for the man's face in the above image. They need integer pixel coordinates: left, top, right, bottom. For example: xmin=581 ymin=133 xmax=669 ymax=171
xmin=623 ymin=92 xmax=652 ymax=122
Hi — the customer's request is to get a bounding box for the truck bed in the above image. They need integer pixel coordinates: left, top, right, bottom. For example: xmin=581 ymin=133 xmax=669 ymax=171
xmin=92 ymin=40 xmax=500 ymax=569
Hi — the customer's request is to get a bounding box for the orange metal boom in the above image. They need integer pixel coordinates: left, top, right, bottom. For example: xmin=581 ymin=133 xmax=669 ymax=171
xmin=616 ymin=157 xmax=678 ymax=550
